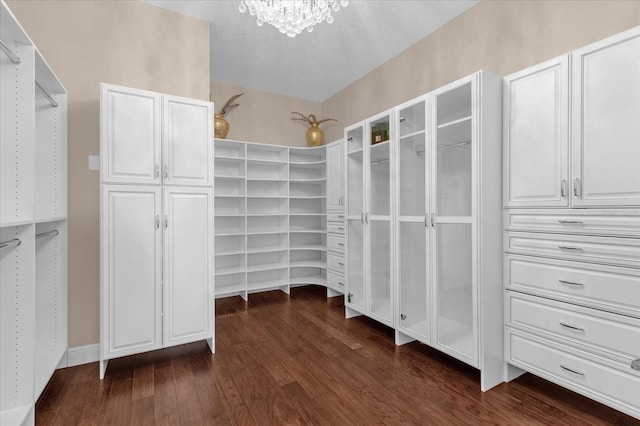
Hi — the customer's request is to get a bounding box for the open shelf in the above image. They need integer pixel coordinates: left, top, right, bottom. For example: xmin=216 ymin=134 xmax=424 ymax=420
xmin=246 ymin=143 xmax=288 ymax=162
xmin=289 ymin=147 xmax=325 ymax=163
xmin=215 ymin=157 xmax=245 ymax=178
xmin=436 ymin=82 xmax=472 ymax=126
xmin=289 ymin=268 xmax=327 ymax=286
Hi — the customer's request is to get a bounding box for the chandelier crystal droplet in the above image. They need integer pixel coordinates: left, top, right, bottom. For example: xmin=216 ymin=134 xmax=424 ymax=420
xmin=238 ymin=0 xmax=348 ymax=38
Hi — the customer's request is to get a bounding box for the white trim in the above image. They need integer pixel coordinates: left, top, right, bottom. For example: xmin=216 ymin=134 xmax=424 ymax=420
xmin=66 ymin=344 xmax=100 ymax=367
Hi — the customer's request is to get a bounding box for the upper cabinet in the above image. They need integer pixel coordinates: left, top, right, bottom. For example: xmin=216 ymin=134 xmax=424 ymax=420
xmin=504 ymin=56 xmax=569 ymax=208
xmin=326 ymin=139 xmax=344 ymax=211
xmin=100 ymin=84 xmax=213 ymax=186
xmin=571 ymin=27 xmax=640 ymax=207
xmin=505 ymin=26 xmax=640 ymax=208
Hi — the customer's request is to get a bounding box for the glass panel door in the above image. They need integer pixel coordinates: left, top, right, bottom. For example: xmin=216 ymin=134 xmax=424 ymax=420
xmin=398 ymin=100 xmax=426 ymax=217
xmin=398 ymin=221 xmax=428 ymax=338
xmin=434 ymin=223 xmax=475 ymax=362
xmin=369 ymin=219 xmax=392 ymax=323
xmin=347 ymin=219 xmax=365 ymax=311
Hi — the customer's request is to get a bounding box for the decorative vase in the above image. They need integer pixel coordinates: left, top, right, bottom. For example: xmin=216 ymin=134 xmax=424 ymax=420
xmin=214 ymin=113 xmax=230 ymax=139
xmin=306 ymin=124 xmax=324 ymax=147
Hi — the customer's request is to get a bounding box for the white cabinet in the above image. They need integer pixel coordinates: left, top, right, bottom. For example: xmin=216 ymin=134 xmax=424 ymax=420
xmin=504 ymin=26 xmax=640 ymax=421
xmin=326 ymin=139 xmax=344 ymax=210
xmin=392 ymin=72 xmax=504 ymax=391
xmin=101 ymin=186 xmax=163 ymax=359
xmin=504 ymin=56 xmax=569 ymax=207
xmin=571 ymin=27 xmax=640 ymax=207
xmin=100 ymin=84 xmax=214 ymax=379
xmin=345 ymin=109 xmax=394 ymax=328
xmin=505 ymin=26 xmax=640 ymax=209
xmin=100 ymin=84 xmax=213 ymax=187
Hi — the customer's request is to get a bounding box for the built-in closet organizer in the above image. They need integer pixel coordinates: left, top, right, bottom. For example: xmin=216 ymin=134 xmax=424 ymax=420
xmin=325 ymin=139 xmax=346 ymax=297
xmin=503 ymin=26 xmax=640 ymax=420
xmin=99 ymin=83 xmax=214 ymax=379
xmin=387 ymin=71 xmax=505 ymax=391
xmin=1 ymin=1 xmax=68 ymax=424
xmin=213 ymin=139 xmax=344 ymax=299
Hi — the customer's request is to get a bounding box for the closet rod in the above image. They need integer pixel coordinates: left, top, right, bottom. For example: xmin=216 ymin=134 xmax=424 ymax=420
xmin=0 ymin=39 xmax=21 ymax=64
xmin=438 ymin=140 xmax=470 ymax=150
xmin=35 ymin=81 xmax=59 ymax=108
xmin=370 ymin=158 xmax=390 ymax=165
xmin=0 ymin=238 xmax=21 ymax=250
xmin=36 ymin=229 xmax=59 ymax=240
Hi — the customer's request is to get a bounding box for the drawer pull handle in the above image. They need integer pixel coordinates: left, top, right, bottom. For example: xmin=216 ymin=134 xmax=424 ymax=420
xmin=632 ymin=359 xmax=640 ymax=371
xmin=338 ymin=243 xmax=344 ymax=246
xmin=560 ymin=365 xmax=584 ymax=377
xmin=558 ymin=220 xmax=583 ymax=225
xmin=338 ymin=227 xmax=345 ymax=230
xmin=559 ymin=280 xmax=584 ymax=288
xmin=338 ymin=262 xmax=345 ymax=266
xmin=559 ymin=246 xmax=583 ymax=251
xmin=559 ymin=322 xmax=584 ymax=333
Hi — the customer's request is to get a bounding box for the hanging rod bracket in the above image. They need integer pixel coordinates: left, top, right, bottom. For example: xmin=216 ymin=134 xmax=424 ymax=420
xmin=0 ymin=238 xmax=21 ymax=250
xmin=35 ymin=80 xmax=59 ymax=108
xmin=36 ymin=229 xmax=60 ymax=240
xmin=0 ymin=39 xmax=21 ymax=64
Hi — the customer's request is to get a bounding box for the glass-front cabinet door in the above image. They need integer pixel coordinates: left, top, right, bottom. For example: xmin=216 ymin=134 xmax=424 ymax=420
xmin=396 ymin=97 xmax=429 ymax=340
xmin=431 ymin=77 xmax=478 ymax=367
xmin=345 ymin=123 xmax=366 ymax=314
xmin=366 ymin=110 xmax=393 ymax=326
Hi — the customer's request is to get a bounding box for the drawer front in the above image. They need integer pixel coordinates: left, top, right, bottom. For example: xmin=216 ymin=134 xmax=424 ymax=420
xmin=327 ymin=213 xmax=346 ymax=223
xmin=505 ymin=231 xmax=640 ymax=268
xmin=507 ymin=330 xmax=640 ymax=416
xmin=505 ymin=209 xmax=640 ymax=237
xmin=506 ymin=292 xmax=640 ymax=360
xmin=327 ymin=272 xmax=345 ymax=291
xmin=327 ymin=253 xmax=345 ymax=272
xmin=505 ymin=254 xmax=640 ymax=316
xmin=328 ymin=234 xmax=345 ymax=253
xmin=327 ymin=222 xmax=346 ymax=234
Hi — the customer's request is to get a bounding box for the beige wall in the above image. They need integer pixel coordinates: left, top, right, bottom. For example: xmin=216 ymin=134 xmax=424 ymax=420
xmin=211 ymin=80 xmax=334 ymax=147
xmin=322 ymin=0 xmax=640 ymax=141
xmin=7 ymin=0 xmax=210 ymax=348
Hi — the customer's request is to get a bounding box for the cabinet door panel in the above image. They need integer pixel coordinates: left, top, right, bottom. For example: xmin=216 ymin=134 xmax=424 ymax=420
xmin=102 ymin=186 xmax=162 ymax=358
xmin=163 ymin=96 xmax=213 ymax=186
xmin=368 ymin=219 xmax=392 ymax=325
xmin=326 ymin=140 xmax=344 ymax=210
xmin=572 ymin=28 xmax=640 ymax=207
xmin=398 ymin=221 xmax=428 ymax=340
xmin=163 ymin=188 xmax=213 ymax=347
xmin=505 ymin=56 xmax=569 ymax=207
xmin=100 ymin=85 xmax=161 ymax=184
xmin=346 ymin=219 xmax=365 ymax=313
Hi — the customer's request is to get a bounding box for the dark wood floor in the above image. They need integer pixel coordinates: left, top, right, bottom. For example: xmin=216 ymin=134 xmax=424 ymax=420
xmin=36 ymin=286 xmax=639 ymax=425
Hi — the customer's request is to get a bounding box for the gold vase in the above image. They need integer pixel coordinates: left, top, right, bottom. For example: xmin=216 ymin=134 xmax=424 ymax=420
xmin=306 ymin=124 xmax=323 ymax=147
xmin=214 ymin=113 xmax=230 ymax=139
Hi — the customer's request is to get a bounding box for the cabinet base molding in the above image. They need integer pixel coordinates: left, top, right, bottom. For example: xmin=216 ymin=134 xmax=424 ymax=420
xmin=66 ymin=344 xmax=100 ymax=367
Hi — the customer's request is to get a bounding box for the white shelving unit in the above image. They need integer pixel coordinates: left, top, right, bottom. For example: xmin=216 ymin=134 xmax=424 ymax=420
xmin=213 ymin=140 xmax=330 ymax=298
xmin=1 ymin=2 xmax=68 ymax=424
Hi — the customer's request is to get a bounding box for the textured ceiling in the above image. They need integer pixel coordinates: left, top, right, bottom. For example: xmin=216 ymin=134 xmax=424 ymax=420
xmin=143 ymin=0 xmax=478 ymax=102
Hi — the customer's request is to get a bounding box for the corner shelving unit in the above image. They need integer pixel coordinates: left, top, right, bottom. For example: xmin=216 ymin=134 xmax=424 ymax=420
xmin=1 ymin=1 xmax=68 ymax=424
xmin=213 ymin=140 xmax=329 ymax=298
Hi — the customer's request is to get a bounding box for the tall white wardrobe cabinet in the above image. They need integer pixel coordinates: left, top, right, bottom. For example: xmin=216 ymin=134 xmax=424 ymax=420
xmin=100 ymin=83 xmax=214 ymax=379
xmin=503 ymin=27 xmax=640 ymax=420
xmin=1 ymin=1 xmax=68 ymax=424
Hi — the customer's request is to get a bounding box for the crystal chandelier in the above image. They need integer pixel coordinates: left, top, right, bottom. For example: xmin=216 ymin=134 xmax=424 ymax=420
xmin=238 ymin=0 xmax=349 ymax=38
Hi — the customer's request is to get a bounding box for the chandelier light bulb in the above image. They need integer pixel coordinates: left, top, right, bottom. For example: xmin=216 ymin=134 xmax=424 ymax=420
xmin=238 ymin=0 xmax=348 ymax=38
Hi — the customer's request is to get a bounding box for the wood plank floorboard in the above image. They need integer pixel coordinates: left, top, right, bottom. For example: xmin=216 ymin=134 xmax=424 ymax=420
xmin=36 ymin=286 xmax=640 ymax=425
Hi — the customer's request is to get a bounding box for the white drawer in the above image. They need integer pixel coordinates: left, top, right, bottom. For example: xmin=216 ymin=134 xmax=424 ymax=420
xmin=327 ymin=272 xmax=345 ymax=291
xmin=506 ymin=329 xmax=640 ymax=418
xmin=505 ymin=254 xmax=640 ymax=317
xmin=327 ymin=213 xmax=346 ymax=223
xmin=505 ymin=231 xmax=640 ymax=268
xmin=505 ymin=209 xmax=640 ymax=237
xmin=327 ymin=222 xmax=345 ymax=234
xmin=506 ymin=292 xmax=640 ymax=362
xmin=327 ymin=234 xmax=345 ymax=253
xmin=327 ymin=253 xmax=345 ymax=272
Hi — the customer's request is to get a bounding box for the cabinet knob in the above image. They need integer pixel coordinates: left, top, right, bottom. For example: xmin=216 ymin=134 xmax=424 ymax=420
xmin=573 ymin=178 xmax=581 ymax=198
xmin=156 ymin=214 xmax=160 ymax=229
xmin=560 ymin=179 xmax=567 ymax=198
xmin=400 ymin=314 xmax=406 ymax=320
xmin=399 ymin=116 xmax=406 ymax=123
xmin=155 ymin=164 xmax=160 ymax=178
xmin=632 ymin=359 xmax=640 ymax=371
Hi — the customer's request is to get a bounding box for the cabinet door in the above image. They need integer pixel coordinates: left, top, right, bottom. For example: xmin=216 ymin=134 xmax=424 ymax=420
xmin=397 ymin=221 xmax=428 ymax=340
xmin=346 ymin=219 xmax=365 ymax=312
xmin=504 ymin=56 xmax=569 ymax=207
xmin=572 ymin=27 xmax=640 ymax=207
xmin=163 ymin=95 xmax=213 ymax=186
xmin=326 ymin=140 xmax=344 ymax=210
xmin=100 ymin=84 xmax=161 ymax=185
xmin=102 ymin=185 xmax=162 ymax=359
xmin=163 ymin=188 xmax=213 ymax=347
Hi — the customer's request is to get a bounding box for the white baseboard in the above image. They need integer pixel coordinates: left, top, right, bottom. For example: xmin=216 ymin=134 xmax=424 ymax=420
xmin=65 ymin=344 xmax=100 ymax=367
